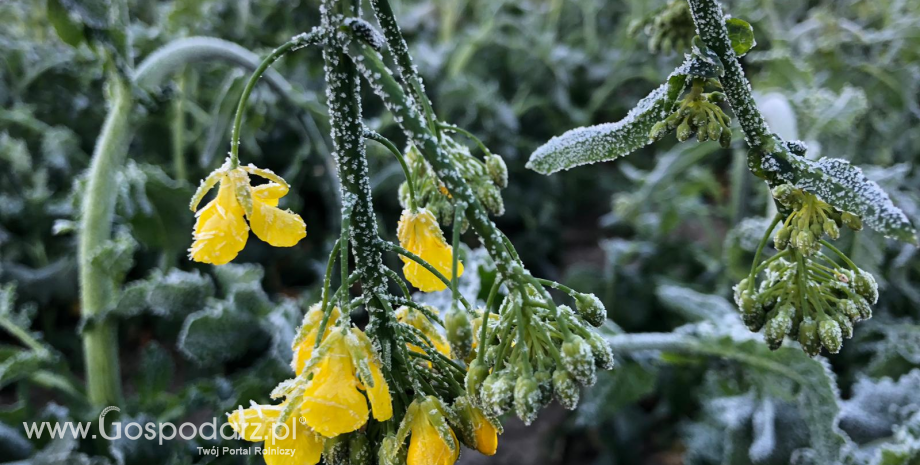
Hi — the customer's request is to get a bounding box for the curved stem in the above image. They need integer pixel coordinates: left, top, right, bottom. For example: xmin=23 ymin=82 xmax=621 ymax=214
xmin=748 ymin=214 xmax=783 ymax=292
xmin=365 ymin=128 xmax=417 ymax=210
xmin=439 ymin=123 xmax=493 ymax=158
xmin=383 ymin=242 xmax=472 ymax=310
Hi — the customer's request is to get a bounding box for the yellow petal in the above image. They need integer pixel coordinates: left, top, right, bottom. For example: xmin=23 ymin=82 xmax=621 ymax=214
xmin=300 ymin=340 xmax=369 ymax=437
xmin=228 ymin=404 xmax=282 ymax=442
xmin=291 ymin=306 xmax=341 ymax=375
xmin=263 ymin=420 xmax=324 ymax=465
xmin=397 ymin=209 xmax=464 ymax=293
xmin=407 ymin=416 xmax=459 ymax=465
xmin=250 ymin=197 xmax=307 ymax=248
xmin=189 ymin=178 xmax=249 ymax=265
xmin=351 ymin=329 xmax=393 ymax=421
xmin=252 ymin=182 xmax=289 ymax=208
xmin=472 ymin=409 xmax=498 ymax=456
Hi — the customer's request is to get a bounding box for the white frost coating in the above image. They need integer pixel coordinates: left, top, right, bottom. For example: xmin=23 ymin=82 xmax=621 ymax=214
xmin=784 ymin=156 xmax=917 ymax=243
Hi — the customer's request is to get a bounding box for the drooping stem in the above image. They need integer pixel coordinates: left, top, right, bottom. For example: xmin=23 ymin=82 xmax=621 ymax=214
xmin=686 ymin=0 xmax=772 ymax=149
xmin=79 ymin=76 xmax=132 ymax=407
xmin=365 ymin=128 xmax=417 ymax=210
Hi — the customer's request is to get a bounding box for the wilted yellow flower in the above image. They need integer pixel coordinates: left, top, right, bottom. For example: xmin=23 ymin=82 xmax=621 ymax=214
xmin=397 ymin=208 xmax=463 ymax=292
xmin=228 ymin=402 xmax=324 ymax=465
xmin=396 ymin=306 xmax=451 ymax=358
xmin=300 ymin=329 xmax=392 ymax=437
xmin=405 ymin=397 xmax=459 ymax=465
xmin=455 ymin=397 xmax=499 ymax=456
xmin=189 ymin=162 xmax=306 ymax=265
xmin=291 ymin=304 xmax=341 ymax=374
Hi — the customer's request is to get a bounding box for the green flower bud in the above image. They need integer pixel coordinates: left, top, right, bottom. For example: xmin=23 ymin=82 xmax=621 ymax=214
xmin=466 ymin=358 xmax=490 ymax=401
xmin=774 ymin=226 xmax=792 ymax=250
xmin=677 ymin=118 xmax=692 ymax=142
xmin=742 ymin=310 xmax=766 ymax=332
xmin=562 ymin=335 xmax=597 ymax=387
xmin=349 ymin=432 xmax=372 ymax=465
xmin=476 ymin=182 xmax=505 ymax=216
xmin=823 ymin=220 xmax=840 ymax=240
xmin=798 ymin=320 xmax=821 ymax=357
xmin=818 ymin=318 xmax=842 ymax=354
xmin=853 ymin=271 xmax=878 ymax=305
xmin=323 ymin=434 xmax=350 ymax=465
xmin=445 ymin=310 xmax=474 ymax=360
xmin=772 ymin=184 xmax=798 ymax=208
xmin=832 ymin=312 xmax=853 ymax=339
xmin=481 ymin=371 xmax=514 ymax=416
xmin=649 ymin=120 xmax=669 ymax=141
xmin=398 ymin=182 xmax=411 ymax=209
xmin=587 ymin=332 xmax=616 ymax=370
xmin=719 ymin=127 xmax=732 ymax=148
xmin=378 ymin=435 xmax=402 ymax=465
xmin=552 ymin=369 xmax=580 ymax=410
xmin=697 ymin=124 xmax=708 ymax=142
xmin=838 ymin=299 xmax=860 ymax=322
xmin=852 ymin=294 xmax=872 ymax=320
xmin=764 ymin=304 xmax=793 ymax=350
xmin=841 ymin=212 xmax=862 ymax=231
xmin=514 ymin=375 xmax=541 ymax=425
xmin=707 ymin=119 xmax=722 ymax=142
xmin=485 ymin=154 xmax=508 ymax=189
xmin=575 ymin=293 xmax=607 ymax=327
xmin=534 ymin=370 xmax=553 ymax=407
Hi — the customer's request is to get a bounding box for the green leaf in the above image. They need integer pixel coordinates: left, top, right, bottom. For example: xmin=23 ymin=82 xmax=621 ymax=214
xmin=177 ymin=302 xmax=260 ymax=366
xmin=726 ymin=17 xmax=756 ymax=56
xmin=771 ymin=155 xmax=918 ymax=244
xmin=46 ymin=0 xmax=84 ymax=47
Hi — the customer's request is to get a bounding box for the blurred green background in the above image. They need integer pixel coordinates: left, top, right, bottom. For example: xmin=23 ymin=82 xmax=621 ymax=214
xmin=1 ymin=0 xmax=919 ymax=464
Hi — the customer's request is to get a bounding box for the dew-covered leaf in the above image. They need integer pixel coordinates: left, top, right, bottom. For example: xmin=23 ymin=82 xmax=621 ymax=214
xmin=726 ymin=18 xmax=756 ymax=56
xmin=177 ymin=302 xmax=260 ymax=366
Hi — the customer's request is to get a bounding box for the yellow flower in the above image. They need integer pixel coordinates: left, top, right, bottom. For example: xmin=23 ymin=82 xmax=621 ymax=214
xmin=291 ymin=304 xmax=341 ymax=375
xmin=228 ymin=402 xmax=324 ymax=465
xmin=396 ymin=306 xmax=451 ymax=358
xmin=397 ymin=208 xmax=463 ymax=292
xmin=189 ymin=162 xmax=306 ymax=265
xmin=299 ymin=329 xmax=392 ymax=437
xmin=404 ymin=397 xmax=460 ymax=465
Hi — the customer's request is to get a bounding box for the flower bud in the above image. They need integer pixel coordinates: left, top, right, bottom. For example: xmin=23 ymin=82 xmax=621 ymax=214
xmin=398 ymin=182 xmax=411 ymax=209
xmin=466 ymin=358 xmax=490 ymax=401
xmin=772 ymin=184 xmax=798 ymax=208
xmin=853 ymin=271 xmax=878 ymax=305
xmin=481 ymin=371 xmax=514 ymax=416
xmin=485 ymin=154 xmax=508 ymax=189
xmin=587 ymin=332 xmax=616 ymax=370
xmin=677 ymin=119 xmax=692 ymax=142
xmin=476 ymin=182 xmax=505 ymax=216
xmin=575 ymin=293 xmax=606 ymax=327
xmin=852 ymin=294 xmax=872 ymax=320
xmin=719 ymin=127 xmax=732 ymax=148
xmin=818 ymin=318 xmax=842 ymax=354
xmin=707 ymin=119 xmax=722 ymax=142
xmin=454 ymin=396 xmax=499 ymax=456
xmin=378 ymin=434 xmax=402 ymax=465
xmin=832 ymin=312 xmax=853 ymax=339
xmin=823 ymin=220 xmax=840 ymax=240
xmin=446 ymin=310 xmax=474 ymax=360
xmin=798 ymin=320 xmax=821 ymax=357
xmin=349 ymin=432 xmax=371 ymax=465
xmin=841 ymin=212 xmax=862 ymax=231
xmin=649 ymin=121 xmax=668 ymax=141
xmin=514 ymin=375 xmax=541 ymax=425
xmin=562 ymin=335 xmax=597 ymax=387
xmin=838 ymin=299 xmax=860 ymax=322
xmin=742 ymin=310 xmax=766 ymax=332
xmin=323 ymin=434 xmax=349 ymax=465
xmin=764 ymin=304 xmax=793 ymax=350
xmin=534 ymin=370 xmax=553 ymax=407
xmin=774 ymin=226 xmax=791 ymax=250
xmin=552 ymin=369 xmax=580 ymax=410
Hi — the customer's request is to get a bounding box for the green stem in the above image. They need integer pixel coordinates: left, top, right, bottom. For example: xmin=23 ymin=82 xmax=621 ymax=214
xmin=450 ymin=202 xmax=465 ymax=308
xmin=79 ymin=76 xmax=132 ymax=407
xmin=748 ymin=214 xmax=783 ymax=292
xmin=365 ymin=128 xmax=417 ymax=209
xmin=0 ymin=316 xmax=48 ymax=355
xmin=819 ymin=240 xmax=858 ymax=271
xmin=439 ymin=123 xmax=493 ymax=158
xmin=384 ymin=242 xmax=472 ymax=310
xmin=171 ymin=70 xmax=187 ymax=181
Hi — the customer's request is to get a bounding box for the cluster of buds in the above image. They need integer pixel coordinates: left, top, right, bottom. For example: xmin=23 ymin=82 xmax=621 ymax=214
xmin=649 ymin=78 xmax=732 ymax=148
xmin=398 ymin=136 xmax=508 ymax=229
xmin=466 ymin=285 xmax=612 ymax=425
xmin=771 ymin=184 xmax=863 ymax=255
xmin=733 ymin=185 xmax=878 ymax=356
xmin=628 ymin=0 xmax=695 ymax=53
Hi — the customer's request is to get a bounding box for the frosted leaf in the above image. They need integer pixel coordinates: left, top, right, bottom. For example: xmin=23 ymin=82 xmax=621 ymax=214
xmin=655 ymin=283 xmax=735 ymax=322
xmin=783 ymin=156 xmax=917 ymax=243
xmin=839 ymin=370 xmax=920 ymax=444
xmin=526 ymin=64 xmax=689 ymax=175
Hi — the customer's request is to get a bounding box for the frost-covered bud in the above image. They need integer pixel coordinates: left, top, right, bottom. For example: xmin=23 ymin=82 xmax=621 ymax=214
xmin=677 ymin=119 xmax=692 ymax=142
xmin=349 ymin=432 xmax=371 ymax=465
xmin=742 ymin=310 xmax=766 ymax=332
xmin=733 ymin=279 xmax=749 ymax=305
xmin=446 ymin=310 xmax=474 ymax=360
xmin=839 ymin=299 xmax=860 ymax=322
xmin=323 ymin=434 xmax=349 ymax=465
xmin=575 ymin=293 xmax=606 ymax=327
xmin=378 ymin=435 xmax=402 ymax=465
xmin=476 ymin=182 xmax=505 ymax=216
xmin=719 ymin=127 xmax=732 ymax=148
xmin=832 ymin=312 xmax=853 ymax=339
xmin=562 ymin=335 xmax=597 ymax=387
xmin=398 ymin=182 xmax=411 ymax=209
xmin=485 ymin=154 xmax=508 ymax=189
xmin=514 ymin=375 xmax=541 ymax=425
xmin=552 ymin=369 xmax=579 ymax=410
xmin=466 ymin=358 xmax=490 ymax=400
xmin=534 ymin=370 xmax=553 ymax=407
xmin=852 ymin=294 xmax=873 ymax=320
xmin=772 ymin=184 xmax=799 ymax=208
xmin=818 ymin=318 xmax=842 ymax=354
xmin=853 ymin=271 xmax=878 ymax=305
xmin=798 ymin=320 xmax=821 ymax=357
xmin=823 ymin=220 xmax=840 ymax=240
xmin=841 ymin=212 xmax=863 ymax=231
xmin=707 ymin=119 xmax=722 ymax=142
xmin=649 ymin=120 xmax=669 ymax=141
xmin=587 ymin=332 xmax=616 ymax=370
xmin=481 ymin=371 xmax=514 ymax=416
xmin=774 ymin=226 xmax=791 ymax=250
xmin=764 ymin=304 xmax=793 ymax=351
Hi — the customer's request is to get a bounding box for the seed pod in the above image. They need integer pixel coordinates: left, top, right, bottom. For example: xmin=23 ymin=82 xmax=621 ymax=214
xmin=575 ymin=293 xmax=607 ymax=327
xmin=562 ymin=335 xmax=597 ymax=387
xmin=485 ymin=154 xmax=509 ymax=188
xmin=514 ymin=375 xmax=541 ymax=425
xmin=481 ymin=371 xmax=514 ymax=416
xmin=446 ymin=310 xmax=474 ymax=360
xmin=818 ymin=318 xmax=842 ymax=354
xmin=798 ymin=320 xmax=821 ymax=357
xmin=764 ymin=304 xmax=793 ymax=350
xmin=841 ymin=212 xmax=863 ymax=231
xmin=349 ymin=432 xmax=371 ymax=465
xmin=466 ymin=358 xmax=490 ymax=401
xmin=552 ymin=369 xmax=580 ymax=410
xmin=823 ymin=220 xmax=840 ymax=240
xmin=853 ymin=271 xmax=878 ymax=305
xmin=587 ymin=332 xmax=616 ymax=370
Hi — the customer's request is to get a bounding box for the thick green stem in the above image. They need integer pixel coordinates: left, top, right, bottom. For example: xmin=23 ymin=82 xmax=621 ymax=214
xmin=365 ymin=128 xmax=417 ymax=209
xmin=79 ymin=77 xmax=132 ymax=407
